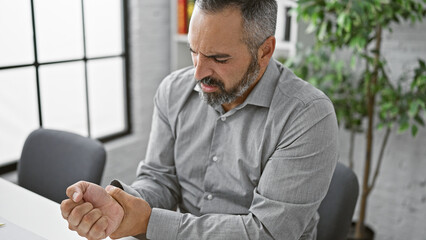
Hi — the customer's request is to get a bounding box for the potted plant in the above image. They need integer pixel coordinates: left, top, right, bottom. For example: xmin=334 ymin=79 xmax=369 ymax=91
xmin=284 ymin=0 xmax=426 ymax=239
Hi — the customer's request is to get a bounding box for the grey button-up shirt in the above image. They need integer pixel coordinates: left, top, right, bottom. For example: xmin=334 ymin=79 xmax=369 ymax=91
xmin=114 ymin=59 xmax=338 ymax=239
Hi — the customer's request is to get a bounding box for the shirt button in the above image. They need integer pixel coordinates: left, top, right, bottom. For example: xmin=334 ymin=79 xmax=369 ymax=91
xmin=221 ymin=116 xmax=226 ymax=121
xmin=207 ymin=194 xmax=213 ymax=200
xmin=212 ymin=156 xmax=218 ymax=162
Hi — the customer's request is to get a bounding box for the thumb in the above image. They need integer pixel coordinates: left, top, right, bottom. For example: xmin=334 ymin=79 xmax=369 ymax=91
xmin=106 ymin=185 xmax=151 ymax=239
xmin=105 ymin=185 xmax=127 ymax=204
xmin=66 ymin=181 xmax=90 ymax=202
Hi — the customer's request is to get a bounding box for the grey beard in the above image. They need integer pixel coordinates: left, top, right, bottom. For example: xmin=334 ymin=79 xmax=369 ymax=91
xmin=198 ymin=59 xmax=260 ymax=107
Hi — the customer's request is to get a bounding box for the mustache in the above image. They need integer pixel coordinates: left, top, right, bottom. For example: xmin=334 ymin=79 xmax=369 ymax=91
xmin=199 ymin=77 xmax=225 ymax=90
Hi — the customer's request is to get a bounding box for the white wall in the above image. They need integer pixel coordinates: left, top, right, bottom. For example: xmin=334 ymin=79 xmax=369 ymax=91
xmin=101 ymin=0 xmax=171 ymax=186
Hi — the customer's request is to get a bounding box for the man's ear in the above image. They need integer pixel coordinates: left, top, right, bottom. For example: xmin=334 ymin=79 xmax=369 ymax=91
xmin=257 ymin=36 xmax=276 ymax=68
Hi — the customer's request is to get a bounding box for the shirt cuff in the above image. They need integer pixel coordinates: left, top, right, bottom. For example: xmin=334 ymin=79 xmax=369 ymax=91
xmin=110 ymin=179 xmax=142 ymax=199
xmin=146 ymin=208 xmax=182 ymax=240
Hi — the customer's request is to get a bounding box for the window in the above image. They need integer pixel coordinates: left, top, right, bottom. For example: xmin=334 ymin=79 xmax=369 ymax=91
xmin=275 ymin=0 xmax=298 ymax=58
xmin=0 ymin=0 xmax=130 ymax=166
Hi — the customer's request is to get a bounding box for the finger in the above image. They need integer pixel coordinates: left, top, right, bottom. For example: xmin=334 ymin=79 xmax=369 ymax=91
xmin=78 ymin=208 xmax=103 ymax=237
xmin=87 ymin=216 xmax=108 ymax=240
xmin=68 ymin=202 xmax=94 ymax=227
xmin=60 ymin=199 xmax=83 ymax=219
xmin=66 ymin=181 xmax=90 ymax=202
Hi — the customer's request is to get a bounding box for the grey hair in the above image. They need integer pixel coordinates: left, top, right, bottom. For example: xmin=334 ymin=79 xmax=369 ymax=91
xmin=195 ymin=0 xmax=277 ymax=57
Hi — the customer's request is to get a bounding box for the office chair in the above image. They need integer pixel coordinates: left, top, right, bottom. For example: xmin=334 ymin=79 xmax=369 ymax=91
xmin=18 ymin=128 xmax=106 ymax=203
xmin=317 ymin=162 xmax=359 ymax=240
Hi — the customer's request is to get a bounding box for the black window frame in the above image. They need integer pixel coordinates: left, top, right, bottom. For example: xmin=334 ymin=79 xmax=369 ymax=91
xmin=0 ymin=0 xmax=131 ymax=173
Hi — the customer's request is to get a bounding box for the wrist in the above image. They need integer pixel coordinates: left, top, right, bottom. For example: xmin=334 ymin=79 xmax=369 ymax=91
xmin=107 ymin=187 xmax=152 ymax=238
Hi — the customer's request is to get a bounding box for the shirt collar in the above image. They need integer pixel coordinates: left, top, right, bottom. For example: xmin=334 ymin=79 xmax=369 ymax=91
xmin=243 ymin=59 xmax=280 ymax=108
xmin=193 ymin=58 xmax=281 ymax=109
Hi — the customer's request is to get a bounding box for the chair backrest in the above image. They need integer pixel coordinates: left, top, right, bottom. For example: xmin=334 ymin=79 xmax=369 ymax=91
xmin=317 ymin=162 xmax=359 ymax=240
xmin=18 ymin=128 xmax=106 ymax=203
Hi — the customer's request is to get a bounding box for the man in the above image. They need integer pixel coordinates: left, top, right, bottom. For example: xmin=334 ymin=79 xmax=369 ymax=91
xmin=61 ymin=0 xmax=338 ymax=239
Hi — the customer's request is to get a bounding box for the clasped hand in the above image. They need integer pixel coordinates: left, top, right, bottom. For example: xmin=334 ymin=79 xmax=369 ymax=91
xmin=60 ymin=181 xmax=151 ymax=240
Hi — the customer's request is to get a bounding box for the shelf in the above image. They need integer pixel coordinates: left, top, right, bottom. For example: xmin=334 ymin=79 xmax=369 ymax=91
xmin=174 ymin=34 xmax=189 ymax=43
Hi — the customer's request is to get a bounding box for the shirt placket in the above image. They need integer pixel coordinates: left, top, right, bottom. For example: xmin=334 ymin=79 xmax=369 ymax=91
xmin=199 ymin=112 xmax=229 ymax=213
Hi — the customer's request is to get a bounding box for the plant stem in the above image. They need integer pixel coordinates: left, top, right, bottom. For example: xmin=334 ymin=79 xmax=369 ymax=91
xmin=355 ymin=24 xmax=382 ymax=239
xmin=368 ymin=127 xmax=391 ymax=193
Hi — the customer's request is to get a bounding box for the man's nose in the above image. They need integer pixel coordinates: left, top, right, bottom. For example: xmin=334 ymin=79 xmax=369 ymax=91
xmin=193 ymin=55 xmax=213 ymax=80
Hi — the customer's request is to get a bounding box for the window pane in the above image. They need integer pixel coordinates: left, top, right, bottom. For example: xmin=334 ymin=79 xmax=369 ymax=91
xmin=0 ymin=0 xmax=34 ymax=67
xmin=84 ymin=0 xmax=123 ymax=58
xmin=34 ymin=0 xmax=84 ymax=62
xmin=39 ymin=62 xmax=88 ymax=136
xmin=87 ymin=57 xmax=125 ymax=138
xmin=0 ymin=67 xmax=39 ymax=165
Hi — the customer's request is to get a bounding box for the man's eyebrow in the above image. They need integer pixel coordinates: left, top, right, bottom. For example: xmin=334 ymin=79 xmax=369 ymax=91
xmin=205 ymin=53 xmax=232 ymax=59
xmin=188 ymin=45 xmax=232 ymax=59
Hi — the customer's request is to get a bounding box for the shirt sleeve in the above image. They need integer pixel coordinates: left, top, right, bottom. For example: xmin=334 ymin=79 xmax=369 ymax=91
xmin=143 ymin=98 xmax=339 ymax=240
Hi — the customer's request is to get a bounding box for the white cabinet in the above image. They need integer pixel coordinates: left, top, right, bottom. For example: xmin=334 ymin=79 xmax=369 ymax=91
xmin=170 ymin=0 xmax=299 ymax=71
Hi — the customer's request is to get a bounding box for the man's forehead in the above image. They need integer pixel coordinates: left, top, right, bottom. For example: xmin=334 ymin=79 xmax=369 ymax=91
xmin=190 ymin=6 xmax=244 ymax=34
xmin=188 ymin=6 xmax=245 ymax=54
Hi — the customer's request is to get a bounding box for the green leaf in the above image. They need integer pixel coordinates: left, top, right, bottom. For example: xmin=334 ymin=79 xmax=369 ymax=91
xmin=398 ymin=121 xmax=410 ymax=133
xmin=409 ymin=101 xmax=420 ymax=117
xmin=377 ymin=122 xmax=385 ymax=130
xmin=306 ymin=22 xmax=317 ymax=34
xmin=414 ymin=115 xmax=425 ymax=126
xmin=412 ymin=124 xmax=418 ymax=136
xmin=344 ymin=17 xmax=352 ymax=32
xmin=381 ymin=102 xmax=394 ymax=111
xmin=337 ymin=13 xmax=347 ymax=27
xmin=390 ymin=106 xmax=399 ymax=116
xmin=420 ymin=59 xmax=426 ymax=69
xmin=318 ymin=21 xmax=328 ymax=41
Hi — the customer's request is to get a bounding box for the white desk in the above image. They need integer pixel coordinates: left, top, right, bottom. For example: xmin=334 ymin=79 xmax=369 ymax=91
xmin=0 ymin=178 xmax=136 ymax=240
